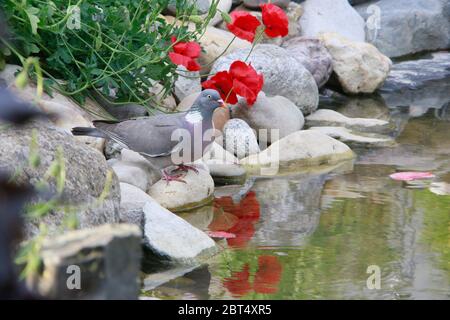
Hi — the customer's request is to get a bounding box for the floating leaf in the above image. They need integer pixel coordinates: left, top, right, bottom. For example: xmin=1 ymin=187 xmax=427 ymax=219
xmin=206 ymin=231 xmax=236 ymax=239
xmin=389 ymin=171 xmax=435 ymax=181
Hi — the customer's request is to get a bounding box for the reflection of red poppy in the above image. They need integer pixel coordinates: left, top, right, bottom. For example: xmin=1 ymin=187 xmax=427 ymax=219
xmin=212 ymin=191 xmax=260 ymax=247
xmin=260 ymin=4 xmax=289 ymax=38
xmin=202 ymin=71 xmax=238 ymax=104
xmin=223 ymin=264 xmax=252 ymax=297
xmin=253 ymin=256 xmax=283 ymax=294
xmin=222 ymin=256 xmax=283 ymax=297
xmin=168 ymin=36 xmax=201 ymax=71
xmin=227 ymin=11 xmax=261 ymax=43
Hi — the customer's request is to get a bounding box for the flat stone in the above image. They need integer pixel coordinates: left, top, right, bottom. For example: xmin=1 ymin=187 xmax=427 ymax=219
xmin=208 ymin=163 xmax=247 ymax=185
xmin=309 ymin=126 xmax=395 ymax=148
xmin=305 ymin=109 xmax=392 ymax=134
xmin=142 ymin=201 xmax=217 ymax=264
xmin=119 ymin=182 xmax=153 ymax=225
xmin=240 ymin=130 xmax=355 ymax=174
xmin=34 ymin=224 xmax=141 ymax=299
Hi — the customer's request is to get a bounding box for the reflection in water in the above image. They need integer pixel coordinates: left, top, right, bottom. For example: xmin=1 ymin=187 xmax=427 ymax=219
xmin=223 ymin=255 xmax=283 ymax=298
xmin=143 ymin=74 xmax=450 ymax=300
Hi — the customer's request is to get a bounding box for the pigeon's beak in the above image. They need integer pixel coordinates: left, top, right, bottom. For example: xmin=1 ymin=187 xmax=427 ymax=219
xmin=218 ymin=99 xmax=226 ymax=108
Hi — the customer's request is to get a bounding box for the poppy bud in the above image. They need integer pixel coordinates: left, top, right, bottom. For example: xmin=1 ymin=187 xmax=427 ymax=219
xmin=15 ymin=71 xmax=28 ymax=89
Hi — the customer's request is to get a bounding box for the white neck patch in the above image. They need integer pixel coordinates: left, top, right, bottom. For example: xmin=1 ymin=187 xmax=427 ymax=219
xmin=185 ymin=111 xmax=203 ymax=124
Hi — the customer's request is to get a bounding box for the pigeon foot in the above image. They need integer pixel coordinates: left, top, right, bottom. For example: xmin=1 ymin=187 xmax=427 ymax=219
xmin=175 ymin=164 xmax=199 ymax=174
xmin=161 ymin=169 xmax=187 ymax=185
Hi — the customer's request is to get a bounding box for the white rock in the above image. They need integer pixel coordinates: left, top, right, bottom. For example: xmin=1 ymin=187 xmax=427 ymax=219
xmin=148 ymin=168 xmax=215 ymax=212
xmin=209 ymin=0 xmax=232 ymax=26
xmin=119 ymin=182 xmax=153 ymax=225
xmin=112 ymin=162 xmax=149 ymax=192
xmin=306 ymin=109 xmax=391 ymax=133
xmin=231 ymin=92 xmax=305 ymax=145
xmin=203 ymin=141 xmax=240 ymax=165
xmin=318 ymin=33 xmax=392 ymax=94
xmin=240 ymin=130 xmax=354 ymax=171
xmin=142 ymin=201 xmax=217 ymax=263
xmin=223 ymin=119 xmax=260 ymax=159
xmin=300 ymin=0 xmax=366 ymax=42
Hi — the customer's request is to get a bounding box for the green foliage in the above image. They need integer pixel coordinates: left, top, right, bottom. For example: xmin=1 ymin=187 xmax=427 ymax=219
xmin=1 ymin=0 xmax=217 ymax=107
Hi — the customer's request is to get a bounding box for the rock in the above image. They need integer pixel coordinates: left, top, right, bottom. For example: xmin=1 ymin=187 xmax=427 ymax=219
xmin=282 ymin=37 xmax=333 ymax=88
xmin=208 ymin=163 xmax=247 ymax=185
xmin=210 ymin=0 xmax=233 ymax=26
xmin=0 ymin=122 xmax=120 ymax=239
xmin=285 ymin=2 xmax=304 ymax=39
xmin=319 ymin=33 xmax=392 ymax=94
xmin=33 ymin=224 xmax=141 ymax=299
xmin=211 ymin=44 xmax=319 ymax=114
xmin=240 ymin=130 xmax=354 ymax=172
xmin=148 ymin=168 xmax=214 ymax=212
xmin=118 ymin=149 xmax=160 ymax=186
xmin=300 ymin=0 xmax=366 ymax=42
xmin=0 ymin=64 xmax=106 ymax=152
xmin=305 ymin=109 xmax=391 ymax=134
xmin=142 ymin=201 xmax=217 ymax=264
xmin=167 ymin=0 xmax=210 ymax=15
xmin=382 ymin=52 xmax=450 ymax=92
xmin=223 ymin=119 xmax=260 ymax=159
xmin=112 ymin=162 xmax=149 ymax=192
xmin=104 ymin=139 xmax=123 ymax=159
xmin=203 ymin=141 xmax=240 ymax=165
xmin=119 ymin=182 xmax=152 ymax=225
xmin=379 ymin=52 xmax=450 ymax=112
xmin=309 ymin=126 xmax=395 ymax=148
xmin=355 ymin=0 xmax=450 ymax=58
xmin=243 ymin=0 xmax=290 ymax=9
xmin=174 ymin=66 xmax=201 ymax=102
xmin=230 ymin=92 xmax=304 ymax=145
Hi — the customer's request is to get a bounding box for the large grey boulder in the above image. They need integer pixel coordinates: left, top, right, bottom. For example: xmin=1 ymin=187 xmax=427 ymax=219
xmin=299 ymin=0 xmax=366 ymax=42
xmin=33 ymin=224 xmax=142 ymax=299
xmin=231 ymin=92 xmax=305 ymax=145
xmin=211 ymin=44 xmax=319 ymax=114
xmin=356 ymin=0 xmax=450 ymax=58
xmin=0 ymin=121 xmax=120 ymax=239
xmin=243 ymin=0 xmax=290 ymax=9
xmin=282 ymin=37 xmax=333 ymax=88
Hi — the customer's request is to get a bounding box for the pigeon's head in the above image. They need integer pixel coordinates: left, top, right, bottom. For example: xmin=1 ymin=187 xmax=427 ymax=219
xmin=196 ymin=89 xmax=225 ymax=114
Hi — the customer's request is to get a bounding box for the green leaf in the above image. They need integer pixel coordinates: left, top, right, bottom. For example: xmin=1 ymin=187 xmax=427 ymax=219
xmin=0 ymin=52 xmax=5 ymax=71
xmin=221 ymin=11 xmax=232 ymax=24
xmin=25 ymin=6 xmax=41 ymax=35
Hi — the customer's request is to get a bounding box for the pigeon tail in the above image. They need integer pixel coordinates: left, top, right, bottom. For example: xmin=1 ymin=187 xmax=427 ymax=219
xmin=71 ymin=127 xmax=107 ymax=138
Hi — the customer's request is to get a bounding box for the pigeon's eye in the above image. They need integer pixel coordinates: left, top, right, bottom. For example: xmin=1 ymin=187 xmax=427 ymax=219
xmin=207 ymin=95 xmax=211 ymax=99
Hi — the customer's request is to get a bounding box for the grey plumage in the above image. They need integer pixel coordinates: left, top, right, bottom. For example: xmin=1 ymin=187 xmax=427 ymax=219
xmin=73 ymin=89 xmax=224 ymax=174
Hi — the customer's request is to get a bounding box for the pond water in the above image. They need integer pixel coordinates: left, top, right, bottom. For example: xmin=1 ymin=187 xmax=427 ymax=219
xmin=142 ymin=54 xmax=450 ymax=300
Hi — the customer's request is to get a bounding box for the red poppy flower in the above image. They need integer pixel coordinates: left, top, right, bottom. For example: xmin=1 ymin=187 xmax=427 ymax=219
xmin=223 ymin=264 xmax=252 ymax=297
xmin=202 ymin=71 xmax=238 ymax=104
xmin=226 ymin=11 xmax=261 ymax=43
xmin=229 ymin=61 xmax=264 ymax=105
xmin=168 ymin=36 xmax=201 ymax=71
xmin=253 ymin=256 xmax=282 ymax=294
xmin=260 ymin=4 xmax=289 ymax=38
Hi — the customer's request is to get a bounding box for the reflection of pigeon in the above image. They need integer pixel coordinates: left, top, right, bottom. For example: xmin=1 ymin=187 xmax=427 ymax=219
xmin=73 ymin=90 xmax=224 ymax=182
xmin=0 ymin=171 xmax=37 ymax=299
xmin=0 ymin=88 xmax=50 ymax=125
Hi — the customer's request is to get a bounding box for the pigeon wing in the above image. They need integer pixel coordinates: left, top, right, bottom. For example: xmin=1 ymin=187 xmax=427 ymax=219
xmin=95 ymin=114 xmax=186 ymax=157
